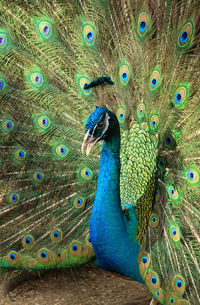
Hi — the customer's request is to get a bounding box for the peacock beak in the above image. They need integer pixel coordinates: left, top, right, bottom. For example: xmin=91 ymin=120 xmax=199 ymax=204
xmin=81 ymin=130 xmax=98 ymax=156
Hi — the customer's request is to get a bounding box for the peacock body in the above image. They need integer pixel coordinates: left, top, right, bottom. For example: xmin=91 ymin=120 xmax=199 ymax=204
xmin=0 ymin=1 xmax=200 ymax=304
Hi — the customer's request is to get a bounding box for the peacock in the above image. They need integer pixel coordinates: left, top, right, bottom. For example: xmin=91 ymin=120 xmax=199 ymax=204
xmin=0 ymin=0 xmax=199 ymax=304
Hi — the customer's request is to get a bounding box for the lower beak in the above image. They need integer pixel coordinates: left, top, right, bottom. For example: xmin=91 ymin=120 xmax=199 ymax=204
xmin=81 ymin=130 xmax=97 ymax=156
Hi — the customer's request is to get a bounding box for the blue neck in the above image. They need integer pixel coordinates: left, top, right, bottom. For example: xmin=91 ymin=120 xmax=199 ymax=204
xmin=89 ymin=131 xmax=143 ymax=282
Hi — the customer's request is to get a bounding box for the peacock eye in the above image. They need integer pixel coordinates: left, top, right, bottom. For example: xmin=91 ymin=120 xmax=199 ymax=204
xmin=97 ymin=122 xmax=104 ymax=129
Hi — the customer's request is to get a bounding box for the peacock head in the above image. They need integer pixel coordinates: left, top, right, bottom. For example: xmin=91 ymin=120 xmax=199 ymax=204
xmin=82 ymin=106 xmax=119 ymax=155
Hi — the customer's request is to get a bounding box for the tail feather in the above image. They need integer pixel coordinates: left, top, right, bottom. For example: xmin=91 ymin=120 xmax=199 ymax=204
xmin=0 ymin=1 xmax=199 ymax=304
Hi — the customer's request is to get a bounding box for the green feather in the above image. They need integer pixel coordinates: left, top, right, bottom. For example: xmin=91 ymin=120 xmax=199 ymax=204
xmin=0 ymin=2 xmax=199 ymax=305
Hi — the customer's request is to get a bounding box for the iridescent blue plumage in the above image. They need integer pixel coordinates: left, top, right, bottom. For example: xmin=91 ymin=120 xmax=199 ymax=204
xmin=86 ymin=107 xmax=143 ymax=282
xmin=86 ymin=106 xmax=108 ymax=133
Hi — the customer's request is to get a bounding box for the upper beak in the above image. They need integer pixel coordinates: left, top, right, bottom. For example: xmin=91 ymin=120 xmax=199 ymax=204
xmin=81 ymin=130 xmax=98 ymax=156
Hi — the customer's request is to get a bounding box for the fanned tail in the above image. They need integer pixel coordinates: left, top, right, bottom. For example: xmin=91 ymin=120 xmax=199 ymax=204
xmin=0 ymin=1 xmax=199 ymax=305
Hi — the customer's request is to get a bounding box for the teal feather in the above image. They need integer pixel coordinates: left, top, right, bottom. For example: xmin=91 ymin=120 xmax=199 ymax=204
xmin=0 ymin=1 xmax=200 ymax=305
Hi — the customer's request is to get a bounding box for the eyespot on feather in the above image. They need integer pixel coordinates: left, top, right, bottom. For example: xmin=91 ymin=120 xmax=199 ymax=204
xmin=14 ymin=148 xmax=27 ymax=162
xmin=165 ymin=293 xmax=178 ymax=305
xmin=170 ymin=225 xmax=181 ymax=242
xmin=157 ymin=157 xmax=166 ymax=172
xmin=153 ymin=287 xmax=165 ymax=303
xmin=2 ymin=119 xmax=15 ymax=133
xmin=178 ymin=22 xmax=193 ymax=49
xmin=39 ymin=21 xmax=52 ymax=39
xmin=138 ymin=251 xmax=150 ymax=280
xmin=168 ymin=186 xmax=179 ymax=200
xmin=0 ymin=78 xmax=6 ymax=91
xmin=150 ymin=114 xmax=159 ymax=132
xmin=137 ymin=12 xmax=150 ymax=37
xmin=7 ymin=251 xmax=21 ymax=265
xmin=145 ymin=271 xmax=160 ymax=290
xmin=149 ymin=213 xmax=159 ymax=228
xmin=137 ymin=103 xmax=145 ymax=119
xmin=151 ymin=135 xmax=158 ymax=148
xmin=149 ymin=69 xmax=161 ymax=92
xmin=8 ymin=192 xmax=20 ymax=204
xmin=155 ymin=187 xmax=160 ymax=202
xmin=32 ymin=171 xmax=45 ymax=183
xmin=116 ymin=106 xmax=127 ymax=123
xmin=79 ymin=76 xmax=92 ymax=96
xmin=119 ymin=64 xmax=130 ymax=86
xmin=172 ymin=274 xmax=186 ymax=295
xmin=85 ymin=233 xmax=93 ymax=248
xmin=0 ymin=32 xmax=8 ymax=49
xmin=55 ymin=249 xmax=66 ymax=262
xmin=55 ymin=144 xmax=69 ymax=159
xmin=30 ymin=72 xmax=44 ymax=88
xmin=83 ymin=24 xmax=96 ymax=46
xmin=38 ymin=248 xmax=53 ymax=264
xmin=138 ymin=251 xmax=151 ymax=269
xmin=186 ymin=168 xmax=199 ymax=184
xmin=164 ymin=133 xmax=176 ymax=149
xmin=22 ymin=235 xmax=35 ymax=250
xmin=80 ymin=167 xmax=93 ymax=180
xmin=172 ymin=85 xmax=189 ymax=108
xmin=50 ymin=228 xmax=63 ymax=243
xmin=37 ymin=115 xmax=51 ymax=130
xmin=69 ymin=241 xmax=83 ymax=256
xmin=74 ymin=196 xmax=85 ymax=208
